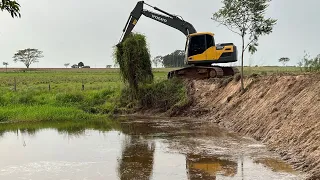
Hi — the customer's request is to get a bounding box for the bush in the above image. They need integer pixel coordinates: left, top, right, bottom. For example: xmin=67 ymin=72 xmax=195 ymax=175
xmin=118 ymin=78 xmax=189 ymax=113
xmin=299 ymin=51 xmax=320 ymax=72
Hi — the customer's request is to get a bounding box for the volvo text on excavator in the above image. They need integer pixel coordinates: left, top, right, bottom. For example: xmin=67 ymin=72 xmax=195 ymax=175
xmin=118 ymin=1 xmax=239 ymax=79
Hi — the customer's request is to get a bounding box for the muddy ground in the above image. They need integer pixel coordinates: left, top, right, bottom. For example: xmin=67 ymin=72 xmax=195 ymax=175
xmin=168 ymin=74 xmax=320 ymax=180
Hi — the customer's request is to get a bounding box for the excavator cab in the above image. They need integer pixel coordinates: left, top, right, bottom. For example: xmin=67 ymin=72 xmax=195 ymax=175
xmin=185 ymin=32 xmax=238 ymax=66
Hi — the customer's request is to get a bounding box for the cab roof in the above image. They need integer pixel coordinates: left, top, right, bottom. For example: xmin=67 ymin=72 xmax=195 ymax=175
xmin=188 ymin=32 xmax=215 ymax=37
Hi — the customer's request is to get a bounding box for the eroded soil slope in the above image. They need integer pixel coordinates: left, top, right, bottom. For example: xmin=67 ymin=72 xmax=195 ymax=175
xmin=180 ymin=74 xmax=320 ymax=180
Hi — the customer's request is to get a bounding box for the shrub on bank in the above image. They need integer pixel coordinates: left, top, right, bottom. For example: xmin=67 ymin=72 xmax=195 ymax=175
xmin=117 ymin=78 xmax=189 ymax=113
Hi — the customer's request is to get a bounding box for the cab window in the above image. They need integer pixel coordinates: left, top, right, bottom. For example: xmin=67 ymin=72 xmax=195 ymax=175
xmin=206 ymin=34 xmax=214 ymax=48
xmin=188 ymin=35 xmax=206 ymax=56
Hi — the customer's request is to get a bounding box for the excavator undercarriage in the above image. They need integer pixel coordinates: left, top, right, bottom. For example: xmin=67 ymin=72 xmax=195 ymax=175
xmin=167 ymin=66 xmax=239 ymax=79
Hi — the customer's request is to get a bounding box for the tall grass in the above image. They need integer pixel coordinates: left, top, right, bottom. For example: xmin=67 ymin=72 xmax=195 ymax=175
xmin=0 ymin=70 xmax=123 ymax=122
xmin=0 ymin=69 xmax=170 ymax=122
xmin=0 ymin=88 xmax=118 ymax=122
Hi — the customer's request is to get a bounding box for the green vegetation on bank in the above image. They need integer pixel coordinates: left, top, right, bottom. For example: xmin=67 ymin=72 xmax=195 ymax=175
xmin=0 ymin=70 xmax=121 ymax=122
xmin=0 ymin=65 xmax=314 ymax=123
xmin=0 ymin=68 xmax=183 ymax=122
xmin=118 ymin=78 xmax=189 ymax=114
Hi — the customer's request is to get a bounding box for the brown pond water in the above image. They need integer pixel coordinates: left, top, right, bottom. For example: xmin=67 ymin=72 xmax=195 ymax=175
xmin=0 ymin=117 xmax=305 ymax=180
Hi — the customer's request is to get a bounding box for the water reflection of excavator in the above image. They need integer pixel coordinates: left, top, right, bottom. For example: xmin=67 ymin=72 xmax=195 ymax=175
xmin=118 ymin=122 xmax=238 ymax=180
xmin=186 ymin=154 xmax=237 ymax=180
xmin=119 ymin=1 xmax=239 ymax=79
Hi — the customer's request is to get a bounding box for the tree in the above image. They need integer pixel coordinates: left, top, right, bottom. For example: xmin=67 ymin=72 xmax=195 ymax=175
xmin=3 ymin=62 xmax=8 ymax=72
xmin=153 ymin=56 xmax=162 ymax=67
xmin=152 ymin=56 xmax=163 ymax=68
xmin=0 ymin=0 xmax=21 ymax=18
xmin=212 ymin=0 xmax=277 ymax=91
xmin=78 ymin=62 xmax=84 ymax=68
xmin=64 ymin=63 xmax=70 ymax=68
xmin=278 ymin=57 xmax=290 ymax=66
xmin=13 ymin=48 xmax=44 ymax=68
xmin=162 ymin=50 xmax=185 ymax=68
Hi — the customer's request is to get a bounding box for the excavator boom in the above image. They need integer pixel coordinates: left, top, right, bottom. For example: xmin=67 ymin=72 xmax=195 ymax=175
xmin=119 ymin=1 xmax=196 ymax=43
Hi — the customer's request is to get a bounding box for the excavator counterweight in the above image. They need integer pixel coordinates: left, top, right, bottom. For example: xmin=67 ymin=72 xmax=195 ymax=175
xmin=119 ymin=1 xmax=239 ymax=79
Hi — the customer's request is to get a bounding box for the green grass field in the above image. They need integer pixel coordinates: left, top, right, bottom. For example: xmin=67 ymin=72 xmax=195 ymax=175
xmin=0 ymin=68 xmax=171 ymax=122
xmin=0 ymin=66 xmax=303 ymax=122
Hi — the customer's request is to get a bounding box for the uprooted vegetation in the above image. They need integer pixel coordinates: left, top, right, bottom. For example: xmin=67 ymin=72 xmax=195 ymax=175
xmin=114 ymin=32 xmax=154 ymax=99
xmin=113 ymin=32 xmax=190 ymax=115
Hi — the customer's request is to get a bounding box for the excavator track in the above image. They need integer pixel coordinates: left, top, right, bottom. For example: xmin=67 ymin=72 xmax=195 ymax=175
xmin=167 ymin=66 xmax=239 ymax=79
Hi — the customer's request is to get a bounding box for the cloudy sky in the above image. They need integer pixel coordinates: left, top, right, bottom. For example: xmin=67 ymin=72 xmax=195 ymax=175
xmin=0 ymin=0 xmax=319 ymax=68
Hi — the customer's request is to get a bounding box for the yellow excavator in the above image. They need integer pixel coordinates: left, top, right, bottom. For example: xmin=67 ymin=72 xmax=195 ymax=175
xmin=119 ymin=1 xmax=239 ymax=79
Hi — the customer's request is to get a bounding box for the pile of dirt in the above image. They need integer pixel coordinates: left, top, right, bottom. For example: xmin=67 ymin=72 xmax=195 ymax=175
xmin=179 ymin=74 xmax=320 ymax=180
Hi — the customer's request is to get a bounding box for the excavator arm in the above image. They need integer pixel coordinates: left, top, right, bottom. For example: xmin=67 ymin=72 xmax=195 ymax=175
xmin=119 ymin=1 xmax=197 ymax=44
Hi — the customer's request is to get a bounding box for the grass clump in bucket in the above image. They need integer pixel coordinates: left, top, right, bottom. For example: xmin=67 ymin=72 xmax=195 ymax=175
xmin=114 ymin=32 xmax=153 ymax=100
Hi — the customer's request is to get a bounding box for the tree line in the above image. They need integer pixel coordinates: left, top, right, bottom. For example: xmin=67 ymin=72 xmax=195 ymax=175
xmin=152 ymin=50 xmax=186 ymax=68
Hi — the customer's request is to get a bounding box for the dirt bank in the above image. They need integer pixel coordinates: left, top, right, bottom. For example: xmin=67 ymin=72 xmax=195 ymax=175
xmin=177 ymin=74 xmax=320 ymax=180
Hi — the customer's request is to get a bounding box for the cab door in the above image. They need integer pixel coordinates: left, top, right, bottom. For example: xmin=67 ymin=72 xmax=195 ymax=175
xmin=205 ymin=34 xmax=217 ymax=60
xmin=186 ymin=34 xmax=207 ymax=62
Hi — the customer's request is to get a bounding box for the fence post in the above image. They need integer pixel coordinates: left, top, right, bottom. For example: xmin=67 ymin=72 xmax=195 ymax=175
xmin=14 ymin=77 xmax=16 ymax=91
xmin=49 ymin=83 xmax=51 ymax=91
xmin=82 ymin=80 xmax=84 ymax=91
